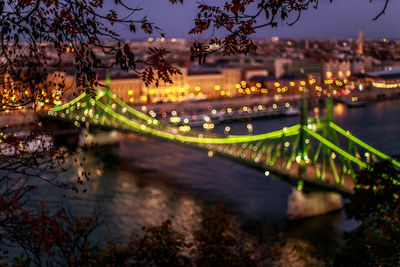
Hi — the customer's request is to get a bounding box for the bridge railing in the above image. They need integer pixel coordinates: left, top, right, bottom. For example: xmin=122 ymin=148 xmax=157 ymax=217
xmin=329 ymin=122 xmax=400 ymax=168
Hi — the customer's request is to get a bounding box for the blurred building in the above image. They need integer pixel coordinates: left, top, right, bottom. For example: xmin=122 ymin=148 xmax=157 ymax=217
xmin=99 ymin=67 xmax=244 ymax=104
xmin=356 ymin=30 xmax=365 ymax=55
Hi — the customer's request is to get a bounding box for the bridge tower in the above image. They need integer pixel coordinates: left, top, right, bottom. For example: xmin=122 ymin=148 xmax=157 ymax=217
xmin=296 ymin=90 xmax=308 ymax=191
xmin=287 ymin=90 xmax=343 ymax=220
xmin=79 ymin=72 xmax=119 ymax=147
xmin=105 ymin=72 xmax=111 ymax=107
xmin=98 ymin=72 xmax=111 ymax=118
xmin=84 ymin=78 xmax=92 ymax=129
xmin=298 ymin=91 xmax=308 ymax=172
xmin=321 ymin=89 xmax=338 ymax=182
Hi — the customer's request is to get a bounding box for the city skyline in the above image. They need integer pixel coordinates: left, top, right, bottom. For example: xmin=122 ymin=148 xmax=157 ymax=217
xmin=115 ymin=0 xmax=400 ymax=40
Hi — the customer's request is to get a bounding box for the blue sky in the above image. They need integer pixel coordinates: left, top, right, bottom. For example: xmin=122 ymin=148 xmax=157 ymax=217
xmin=115 ymin=0 xmax=400 ymax=40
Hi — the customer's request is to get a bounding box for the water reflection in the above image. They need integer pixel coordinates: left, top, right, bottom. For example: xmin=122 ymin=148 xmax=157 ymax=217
xmin=30 ymin=148 xmax=203 ymax=238
xmin=334 ymin=103 xmax=345 ymax=117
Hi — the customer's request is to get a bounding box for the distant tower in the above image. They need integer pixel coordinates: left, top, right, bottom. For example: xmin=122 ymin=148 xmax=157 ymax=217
xmin=333 ymin=38 xmax=338 ymax=49
xmin=305 ymin=39 xmax=310 ymax=50
xmin=356 ymin=29 xmax=365 ymax=55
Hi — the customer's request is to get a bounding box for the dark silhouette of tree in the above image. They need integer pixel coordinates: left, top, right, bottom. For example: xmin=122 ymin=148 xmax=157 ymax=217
xmin=6 ymin=205 xmax=273 ymax=266
xmin=0 ymin=0 xmax=182 ymax=112
xmin=334 ymin=161 xmax=400 ymax=266
xmin=191 ymin=205 xmax=262 ymax=266
xmin=1 ymin=202 xmax=100 ymax=266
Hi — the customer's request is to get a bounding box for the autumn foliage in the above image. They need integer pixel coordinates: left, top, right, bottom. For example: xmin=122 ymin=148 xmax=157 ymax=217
xmin=0 ymin=204 xmax=276 ymax=266
xmin=0 ymin=0 xmax=181 ymax=111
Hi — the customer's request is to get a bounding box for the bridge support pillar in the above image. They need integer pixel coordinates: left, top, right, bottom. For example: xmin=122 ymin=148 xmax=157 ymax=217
xmin=286 ymin=188 xmax=342 ymax=220
xmin=79 ymin=129 xmax=119 ymax=147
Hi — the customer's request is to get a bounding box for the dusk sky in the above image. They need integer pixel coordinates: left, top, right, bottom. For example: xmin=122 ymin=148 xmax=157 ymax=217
xmin=119 ymin=0 xmax=400 ymax=40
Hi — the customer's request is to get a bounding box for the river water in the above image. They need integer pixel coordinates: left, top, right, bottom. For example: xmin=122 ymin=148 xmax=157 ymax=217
xmin=29 ymin=99 xmax=400 ymax=265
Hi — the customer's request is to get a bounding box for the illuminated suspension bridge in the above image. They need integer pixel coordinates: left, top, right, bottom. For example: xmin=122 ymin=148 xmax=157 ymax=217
xmin=45 ymin=83 xmax=400 ymax=196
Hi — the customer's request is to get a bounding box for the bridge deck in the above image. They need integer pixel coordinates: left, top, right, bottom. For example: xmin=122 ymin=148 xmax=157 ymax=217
xmin=205 ymin=143 xmax=355 ymax=195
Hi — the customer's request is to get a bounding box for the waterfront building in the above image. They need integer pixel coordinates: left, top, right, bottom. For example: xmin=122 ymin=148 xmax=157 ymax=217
xmin=99 ymin=66 xmax=244 ymax=104
xmin=104 ymin=71 xmax=143 ymax=103
xmin=354 ymin=67 xmax=400 ymax=100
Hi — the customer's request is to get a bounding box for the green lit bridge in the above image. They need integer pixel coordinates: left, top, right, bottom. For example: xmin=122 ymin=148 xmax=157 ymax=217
xmin=45 ymin=85 xmax=400 ymax=198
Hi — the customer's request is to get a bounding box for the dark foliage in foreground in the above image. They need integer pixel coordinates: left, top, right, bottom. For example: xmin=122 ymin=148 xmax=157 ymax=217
xmin=2 ymin=205 xmax=277 ymax=266
xmin=334 ymin=161 xmax=400 ymax=267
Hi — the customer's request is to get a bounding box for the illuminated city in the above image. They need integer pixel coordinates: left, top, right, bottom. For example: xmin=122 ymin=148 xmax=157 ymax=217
xmin=1 ymin=0 xmax=400 ymax=266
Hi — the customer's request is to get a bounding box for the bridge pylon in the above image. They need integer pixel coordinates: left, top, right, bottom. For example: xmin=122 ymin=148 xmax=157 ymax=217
xmin=84 ymin=78 xmax=92 ymax=130
xmin=297 ymin=90 xmax=308 ymax=189
xmin=105 ymin=71 xmax=111 ymax=107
